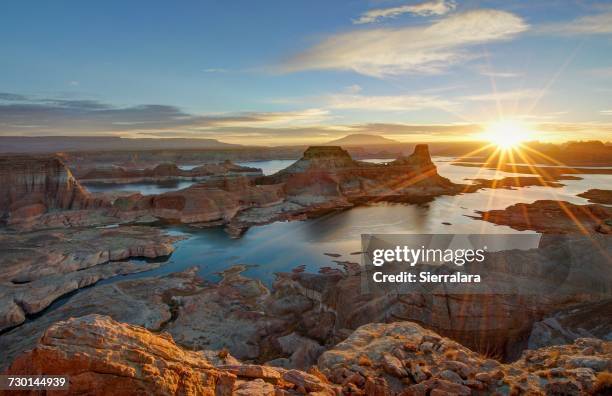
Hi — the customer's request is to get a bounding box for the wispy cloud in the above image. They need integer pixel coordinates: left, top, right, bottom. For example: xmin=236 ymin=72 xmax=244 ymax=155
xmin=281 ymin=10 xmax=528 ymax=77
xmin=353 ymin=0 xmax=456 ymax=24
xmin=0 ymin=92 xmax=330 ymax=135
xmin=601 ymin=110 xmax=612 ymax=116
xmin=327 ymin=93 xmax=456 ymax=111
xmin=540 ymin=11 xmax=612 ymax=35
xmin=477 ymin=65 xmax=522 ymax=78
xmin=462 ymin=89 xmax=539 ymax=102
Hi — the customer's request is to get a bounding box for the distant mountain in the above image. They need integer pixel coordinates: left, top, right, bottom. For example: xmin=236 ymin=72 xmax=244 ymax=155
xmin=0 ymin=136 xmax=242 ymax=153
xmin=325 ymin=134 xmax=400 ymax=146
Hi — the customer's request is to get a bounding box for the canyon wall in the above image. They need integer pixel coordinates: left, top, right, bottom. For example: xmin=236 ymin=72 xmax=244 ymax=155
xmin=0 ymin=156 xmax=107 ymax=225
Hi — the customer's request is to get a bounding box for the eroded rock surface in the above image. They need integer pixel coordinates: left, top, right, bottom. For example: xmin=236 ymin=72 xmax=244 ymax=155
xmin=318 ymin=321 xmax=612 ymax=395
xmin=267 ymin=234 xmax=612 ymax=361
xmin=476 ymin=200 xmax=612 ymax=234
xmin=0 ymin=226 xmax=182 ymax=331
xmin=5 ymin=314 xmax=340 ymax=396
xmin=0 ymin=268 xmax=204 ymax=370
xmin=528 ymin=299 xmax=612 ymax=350
xmin=78 ymin=160 xmax=262 ymax=183
xmin=0 ymin=156 xmax=108 ymax=227
xmin=578 ymin=188 xmax=612 ymax=205
xmin=5 ymin=315 xmax=611 ymax=395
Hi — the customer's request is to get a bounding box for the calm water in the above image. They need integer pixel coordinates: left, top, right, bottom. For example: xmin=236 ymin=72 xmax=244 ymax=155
xmin=85 ymin=157 xmax=611 ymax=285
xmin=83 ymin=180 xmax=197 ymax=195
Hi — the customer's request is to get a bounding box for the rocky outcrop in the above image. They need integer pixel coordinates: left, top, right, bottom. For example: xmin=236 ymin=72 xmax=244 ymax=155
xmin=5 ymin=315 xmax=611 ymax=395
xmin=7 ymin=315 xmax=339 ymax=396
xmin=318 ymin=321 xmax=612 ymax=395
xmin=0 ymin=156 xmax=108 ymax=226
xmin=0 ymin=268 xmax=205 ymax=370
xmin=528 ymin=299 xmax=612 ymax=349
xmin=5 ymin=314 xmax=340 ymax=395
xmin=78 ymin=160 xmax=262 ymax=183
xmin=267 ymin=234 xmax=612 ymax=361
xmin=476 ymin=200 xmax=612 ymax=234
xmin=260 ymin=145 xmax=458 ymax=202
xmin=0 ymin=226 xmax=182 ymax=332
xmin=224 ymin=145 xmax=465 ymax=234
xmin=578 ymin=188 xmax=612 ymax=205
xmin=2 ymin=235 xmax=610 ymax=374
xmin=113 ymin=176 xmax=285 ymax=226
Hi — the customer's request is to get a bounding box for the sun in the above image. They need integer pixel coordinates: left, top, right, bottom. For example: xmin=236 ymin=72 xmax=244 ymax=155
xmin=482 ymin=121 xmax=532 ymax=149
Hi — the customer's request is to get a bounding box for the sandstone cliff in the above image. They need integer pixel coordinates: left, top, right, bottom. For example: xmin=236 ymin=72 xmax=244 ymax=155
xmin=113 ymin=176 xmax=285 ymax=225
xmin=260 ymin=145 xmax=458 ymax=202
xmin=0 ymin=156 xmax=107 ymax=226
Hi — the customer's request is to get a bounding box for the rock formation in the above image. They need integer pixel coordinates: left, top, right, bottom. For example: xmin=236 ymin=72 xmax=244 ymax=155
xmin=224 ymin=145 xmax=465 ymax=235
xmin=5 ymin=315 xmax=611 ymax=395
xmin=266 ymin=234 xmax=612 ymax=361
xmin=5 ymin=314 xmax=340 ymax=395
xmin=0 ymin=226 xmax=182 ymax=332
xmin=78 ymin=160 xmax=262 ymax=183
xmin=113 ymin=176 xmax=285 ymax=226
xmin=260 ymin=145 xmax=458 ymax=202
xmin=528 ymin=298 xmax=612 ymax=350
xmin=476 ymin=200 xmax=612 ymax=234
xmin=578 ymin=189 xmax=612 ymax=205
xmin=318 ymin=321 xmax=612 ymax=395
xmin=0 ymin=156 xmax=107 ymax=226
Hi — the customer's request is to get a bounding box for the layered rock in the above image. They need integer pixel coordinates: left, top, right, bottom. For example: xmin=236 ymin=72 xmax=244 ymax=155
xmin=0 ymin=156 xmax=108 ymax=226
xmin=318 ymin=321 xmax=612 ymax=395
xmin=476 ymin=200 xmax=612 ymax=234
xmin=0 ymin=226 xmax=182 ymax=331
xmin=578 ymin=188 xmax=612 ymax=205
xmin=226 ymin=145 xmax=464 ymax=234
xmin=113 ymin=176 xmax=285 ymax=226
xmin=78 ymin=160 xmax=262 ymax=183
xmin=260 ymin=145 xmax=458 ymax=202
xmin=267 ymin=234 xmax=612 ymax=361
xmin=5 ymin=314 xmax=339 ymax=395
xmin=528 ymin=298 xmax=612 ymax=349
xmin=5 ymin=315 xmax=611 ymax=395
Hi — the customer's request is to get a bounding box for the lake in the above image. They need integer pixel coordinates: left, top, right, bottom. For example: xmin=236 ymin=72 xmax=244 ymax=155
xmin=83 ymin=157 xmax=610 ymax=285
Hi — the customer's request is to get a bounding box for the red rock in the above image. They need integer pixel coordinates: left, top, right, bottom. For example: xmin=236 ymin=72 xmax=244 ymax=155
xmin=0 ymin=156 xmax=108 ymax=225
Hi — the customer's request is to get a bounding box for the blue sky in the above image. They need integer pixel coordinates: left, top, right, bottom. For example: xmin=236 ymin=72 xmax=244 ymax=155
xmin=1 ymin=0 xmax=612 ymax=145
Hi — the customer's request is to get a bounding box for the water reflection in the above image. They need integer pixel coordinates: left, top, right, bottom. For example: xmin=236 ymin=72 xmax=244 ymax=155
xmin=87 ymin=157 xmax=610 ymax=286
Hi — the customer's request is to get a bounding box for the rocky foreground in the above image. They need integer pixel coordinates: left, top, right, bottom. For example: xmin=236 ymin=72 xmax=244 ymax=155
xmin=4 ymin=314 xmax=611 ymax=395
xmin=0 ymin=226 xmax=183 ymax=332
xmin=2 ymin=234 xmax=610 ymax=372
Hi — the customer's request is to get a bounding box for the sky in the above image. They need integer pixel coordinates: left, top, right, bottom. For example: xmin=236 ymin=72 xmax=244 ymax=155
xmin=1 ymin=0 xmax=612 ymax=145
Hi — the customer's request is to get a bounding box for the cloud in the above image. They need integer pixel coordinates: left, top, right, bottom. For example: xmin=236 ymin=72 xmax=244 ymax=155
xmin=0 ymin=92 xmax=330 ymax=135
xmin=477 ymin=66 xmax=521 ymax=78
xmin=590 ymin=67 xmax=612 ymax=78
xmin=353 ymin=0 xmax=456 ymax=24
xmin=281 ymin=10 xmax=528 ymax=77
xmin=540 ymin=11 xmax=612 ymax=35
xmin=327 ymin=93 xmax=456 ymax=111
xmin=601 ymin=110 xmax=612 ymax=116
xmin=461 ymin=89 xmax=539 ymax=102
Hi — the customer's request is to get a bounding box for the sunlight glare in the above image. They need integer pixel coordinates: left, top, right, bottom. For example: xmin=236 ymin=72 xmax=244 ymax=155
xmin=482 ymin=121 xmax=532 ymax=149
